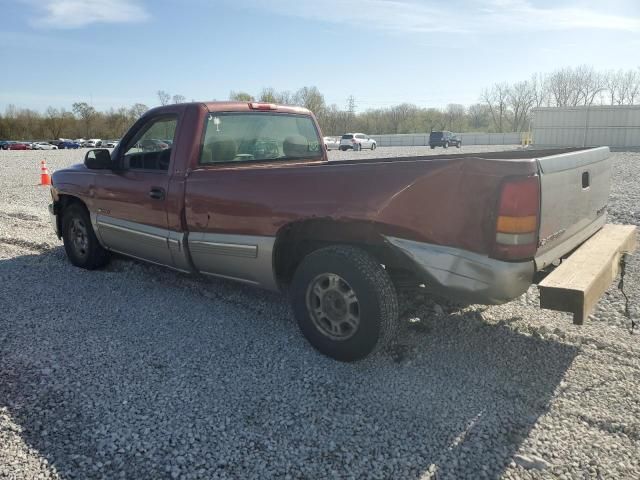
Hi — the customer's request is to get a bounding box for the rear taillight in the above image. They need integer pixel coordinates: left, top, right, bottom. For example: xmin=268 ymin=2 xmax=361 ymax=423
xmin=492 ymin=175 xmax=540 ymax=260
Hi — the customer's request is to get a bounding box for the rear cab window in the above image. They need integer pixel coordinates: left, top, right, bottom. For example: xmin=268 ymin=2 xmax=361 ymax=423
xmin=199 ymin=112 xmax=322 ymax=164
xmin=342 ymin=134 xmax=354 ymax=139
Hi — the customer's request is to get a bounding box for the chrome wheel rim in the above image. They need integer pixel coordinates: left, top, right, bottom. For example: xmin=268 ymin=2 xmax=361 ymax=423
xmin=306 ymin=273 xmax=360 ymax=341
xmin=70 ymin=218 xmax=89 ymax=257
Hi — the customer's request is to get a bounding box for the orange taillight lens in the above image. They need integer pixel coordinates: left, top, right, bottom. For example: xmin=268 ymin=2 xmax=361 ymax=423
xmin=496 ymin=215 xmax=538 ymax=234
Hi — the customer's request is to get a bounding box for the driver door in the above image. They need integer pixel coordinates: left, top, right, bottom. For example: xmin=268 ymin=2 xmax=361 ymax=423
xmin=93 ymin=114 xmax=177 ymax=266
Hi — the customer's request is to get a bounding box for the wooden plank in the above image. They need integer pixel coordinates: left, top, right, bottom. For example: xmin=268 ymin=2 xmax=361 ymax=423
xmin=538 ymin=224 xmax=637 ymax=324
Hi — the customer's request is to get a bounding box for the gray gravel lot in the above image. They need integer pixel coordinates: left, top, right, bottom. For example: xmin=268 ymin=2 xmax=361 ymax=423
xmin=1 ymin=146 xmax=639 ymax=479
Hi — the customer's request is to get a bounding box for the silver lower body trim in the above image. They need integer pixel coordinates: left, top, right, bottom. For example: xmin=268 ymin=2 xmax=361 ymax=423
xmin=187 ymin=232 xmax=278 ymax=291
xmin=96 ymin=215 xmax=175 ymax=268
xmin=385 ymin=236 xmax=535 ymax=305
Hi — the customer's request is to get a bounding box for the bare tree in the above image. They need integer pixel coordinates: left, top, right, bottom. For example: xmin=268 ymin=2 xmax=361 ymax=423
xmin=547 ymin=68 xmax=580 ymax=107
xmin=72 ymin=102 xmax=97 ymax=137
xmin=44 ymin=107 xmax=67 ymax=138
xmin=467 ymin=103 xmax=490 ymax=130
xmin=574 ymin=65 xmax=606 ymax=106
xmin=507 ymin=81 xmax=536 ymax=132
xmin=444 ymin=104 xmax=466 ymax=131
xmin=258 ymin=88 xmax=277 ymax=103
xmin=157 ymin=90 xmax=171 ymax=106
xmin=275 ymin=90 xmax=293 ymax=105
xmin=531 ymin=73 xmax=551 ymax=108
xmin=609 ymin=69 xmax=640 ymax=105
xmin=293 ymin=86 xmax=326 ymax=115
xmin=481 ymin=83 xmax=509 ymax=132
xmin=129 ymin=103 xmax=149 ymax=120
xmin=229 ymin=91 xmax=255 ymax=102
xmin=172 ymin=94 xmax=186 ymax=104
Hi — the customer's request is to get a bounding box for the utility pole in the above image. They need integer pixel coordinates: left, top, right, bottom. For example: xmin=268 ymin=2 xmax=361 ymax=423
xmin=346 ymin=95 xmax=356 ymax=131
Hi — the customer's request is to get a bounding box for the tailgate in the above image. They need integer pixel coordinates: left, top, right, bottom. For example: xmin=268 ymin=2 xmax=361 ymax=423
xmin=535 ymin=147 xmax=612 ymax=269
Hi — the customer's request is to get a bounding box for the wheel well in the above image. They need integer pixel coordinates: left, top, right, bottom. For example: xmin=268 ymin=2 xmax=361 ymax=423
xmin=273 ymin=219 xmax=418 ymax=289
xmin=56 ymin=195 xmax=89 ymax=233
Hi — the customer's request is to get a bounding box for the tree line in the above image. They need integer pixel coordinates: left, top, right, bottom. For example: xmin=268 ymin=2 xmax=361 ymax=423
xmin=1 ymin=66 xmax=638 ymax=140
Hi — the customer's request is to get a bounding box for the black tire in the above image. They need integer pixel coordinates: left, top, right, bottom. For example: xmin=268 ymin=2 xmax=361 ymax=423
xmin=444 ymin=142 xmax=449 ymax=149
xmin=290 ymin=245 xmax=399 ymax=362
xmin=456 ymin=142 xmax=461 ymax=148
xmin=430 ymin=145 xmax=435 ymax=149
xmin=371 ymin=143 xmax=376 ymax=150
xmin=62 ymin=204 xmax=110 ymax=270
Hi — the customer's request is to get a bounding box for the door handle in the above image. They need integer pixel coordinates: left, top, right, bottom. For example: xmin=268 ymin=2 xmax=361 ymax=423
xmin=149 ymin=187 xmax=166 ymax=200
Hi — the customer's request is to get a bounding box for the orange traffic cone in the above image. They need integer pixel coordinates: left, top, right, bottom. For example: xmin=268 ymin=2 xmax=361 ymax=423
xmin=40 ymin=160 xmax=51 ymax=186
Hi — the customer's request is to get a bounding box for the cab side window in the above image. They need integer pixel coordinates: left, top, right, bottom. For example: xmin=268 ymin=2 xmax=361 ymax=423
xmin=122 ymin=116 xmax=177 ymax=171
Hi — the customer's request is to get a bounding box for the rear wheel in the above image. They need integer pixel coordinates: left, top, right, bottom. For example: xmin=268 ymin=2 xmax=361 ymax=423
xmin=456 ymin=142 xmax=461 ymax=148
xmin=62 ymin=204 xmax=110 ymax=270
xmin=290 ymin=246 xmax=399 ymax=361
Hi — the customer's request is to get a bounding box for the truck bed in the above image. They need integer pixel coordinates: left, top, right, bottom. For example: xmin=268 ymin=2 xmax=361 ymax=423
xmin=187 ymin=146 xmax=609 ymax=270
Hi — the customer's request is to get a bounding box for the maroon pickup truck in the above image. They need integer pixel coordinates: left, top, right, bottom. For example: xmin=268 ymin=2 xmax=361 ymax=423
xmin=49 ymin=101 xmax=633 ymax=361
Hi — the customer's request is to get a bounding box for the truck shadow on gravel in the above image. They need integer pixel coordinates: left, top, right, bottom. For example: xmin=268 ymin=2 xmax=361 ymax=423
xmin=0 ymin=250 xmax=579 ymax=479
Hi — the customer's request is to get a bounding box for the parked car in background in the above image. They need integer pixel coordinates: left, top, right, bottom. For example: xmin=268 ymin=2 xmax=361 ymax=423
xmin=339 ymin=133 xmax=377 ymax=151
xmin=104 ymin=140 xmax=119 ymax=148
xmin=429 ymin=131 xmax=462 ymax=149
xmin=0 ymin=140 xmax=12 ymax=150
xmin=323 ymin=136 xmax=340 ymax=150
xmin=58 ymin=141 xmax=81 ymax=149
xmin=140 ymin=139 xmax=169 ymax=151
xmin=83 ymin=139 xmax=102 ymax=148
xmin=8 ymin=142 xmax=29 ymax=150
xmin=33 ymin=141 xmax=58 ymax=150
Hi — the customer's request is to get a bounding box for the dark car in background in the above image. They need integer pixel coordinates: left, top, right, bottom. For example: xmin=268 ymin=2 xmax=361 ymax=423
xmin=429 ymin=131 xmax=462 ymax=149
xmin=58 ymin=141 xmax=81 ymax=149
xmin=0 ymin=140 xmax=12 ymax=150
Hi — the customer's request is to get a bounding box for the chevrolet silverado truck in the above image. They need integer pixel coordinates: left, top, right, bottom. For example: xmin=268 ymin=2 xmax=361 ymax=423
xmin=48 ymin=101 xmax=635 ymax=361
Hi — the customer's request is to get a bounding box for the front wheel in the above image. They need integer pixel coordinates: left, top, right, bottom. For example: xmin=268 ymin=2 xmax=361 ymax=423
xmin=444 ymin=142 xmax=449 ymax=149
xmin=371 ymin=143 xmax=376 ymax=150
xmin=456 ymin=142 xmax=461 ymax=148
xmin=62 ymin=204 xmax=110 ymax=269
xmin=290 ymin=246 xmax=399 ymax=361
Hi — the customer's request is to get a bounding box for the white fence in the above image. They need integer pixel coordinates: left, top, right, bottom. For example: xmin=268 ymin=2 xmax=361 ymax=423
xmin=370 ymin=132 xmax=523 ymax=147
xmin=532 ymin=105 xmax=640 ymax=148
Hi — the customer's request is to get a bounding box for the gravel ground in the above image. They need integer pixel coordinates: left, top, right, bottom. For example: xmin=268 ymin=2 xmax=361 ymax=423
xmin=0 ymin=146 xmax=639 ymax=479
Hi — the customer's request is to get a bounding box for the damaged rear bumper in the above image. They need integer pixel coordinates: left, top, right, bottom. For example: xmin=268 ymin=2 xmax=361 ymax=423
xmin=385 ymin=236 xmax=534 ymax=305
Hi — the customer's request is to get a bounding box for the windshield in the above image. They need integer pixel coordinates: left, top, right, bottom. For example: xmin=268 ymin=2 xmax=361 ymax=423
xmin=200 ymin=113 xmax=321 ymax=164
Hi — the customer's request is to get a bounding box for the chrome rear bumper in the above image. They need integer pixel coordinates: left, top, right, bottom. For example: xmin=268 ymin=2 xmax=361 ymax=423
xmin=385 ymin=236 xmax=535 ymax=305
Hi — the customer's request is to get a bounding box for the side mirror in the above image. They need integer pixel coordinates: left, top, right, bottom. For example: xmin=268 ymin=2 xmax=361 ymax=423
xmin=84 ymin=149 xmax=112 ymax=169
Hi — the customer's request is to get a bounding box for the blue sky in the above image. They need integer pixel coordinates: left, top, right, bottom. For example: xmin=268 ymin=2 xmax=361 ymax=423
xmin=1 ymin=0 xmax=639 ymax=112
